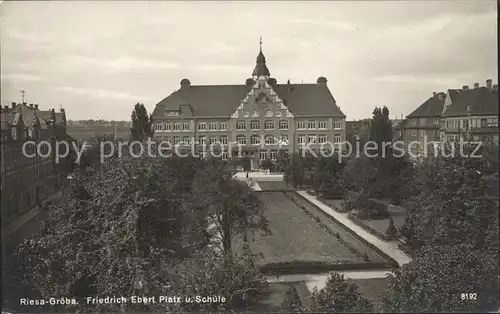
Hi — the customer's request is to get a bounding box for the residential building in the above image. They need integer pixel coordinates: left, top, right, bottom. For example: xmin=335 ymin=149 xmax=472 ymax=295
xmin=403 ymin=92 xmax=446 ymax=157
xmin=1 ymin=102 xmax=73 ymax=244
xmin=151 ymin=43 xmax=346 ymax=169
xmin=440 ymin=80 xmax=498 ymax=144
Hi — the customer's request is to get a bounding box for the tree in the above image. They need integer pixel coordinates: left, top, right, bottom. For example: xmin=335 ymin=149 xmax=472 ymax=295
xmin=385 ymin=217 xmax=398 ymax=237
xmin=275 ymin=150 xmax=290 ymax=173
xmin=260 ymin=159 xmax=274 ymax=171
xmin=310 ymin=273 xmax=374 ymax=313
xmin=130 ymin=103 xmax=153 ymax=141
xmin=187 ymin=160 xmax=269 ymax=257
xmin=281 ymin=286 xmax=304 ymax=312
xmin=401 ymin=149 xmax=499 ymax=252
xmin=382 ymin=244 xmax=499 ymax=313
xmin=314 ymin=155 xmax=345 ymax=198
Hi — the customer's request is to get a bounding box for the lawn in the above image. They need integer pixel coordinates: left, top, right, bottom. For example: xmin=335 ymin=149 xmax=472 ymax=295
xmin=239 ymin=192 xmax=362 ymax=265
xmin=287 ymin=192 xmax=387 ymax=264
xmin=349 ymin=278 xmax=389 ymax=312
xmin=255 ymin=180 xmax=291 ymax=191
xmin=247 ymin=281 xmax=311 ymax=311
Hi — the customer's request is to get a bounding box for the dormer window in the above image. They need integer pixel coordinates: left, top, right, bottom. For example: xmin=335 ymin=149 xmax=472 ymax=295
xmin=165 ymin=111 xmax=179 ymax=117
xmin=11 ymin=128 xmax=17 ymax=140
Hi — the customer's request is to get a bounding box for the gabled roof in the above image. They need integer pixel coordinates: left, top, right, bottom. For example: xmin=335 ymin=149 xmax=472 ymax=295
xmin=443 ymin=87 xmax=498 ymax=117
xmin=407 ymin=92 xmax=446 ymax=118
xmin=152 ymin=83 xmax=345 ymax=118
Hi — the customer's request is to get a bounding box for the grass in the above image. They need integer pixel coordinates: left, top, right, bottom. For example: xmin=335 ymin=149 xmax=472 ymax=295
xmin=349 ymin=278 xmax=389 ymax=312
xmin=239 ymin=192 xmax=362 ymax=265
xmin=248 ymin=281 xmax=311 ymax=311
xmin=286 ymin=192 xmax=387 ymax=264
xmin=254 ymin=180 xmax=291 ymax=191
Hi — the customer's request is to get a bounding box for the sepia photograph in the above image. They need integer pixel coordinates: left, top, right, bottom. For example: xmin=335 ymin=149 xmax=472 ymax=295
xmin=1 ymin=1 xmax=499 ymax=313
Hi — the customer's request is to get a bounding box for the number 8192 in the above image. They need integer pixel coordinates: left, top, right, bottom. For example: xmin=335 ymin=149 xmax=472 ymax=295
xmin=461 ymin=293 xmax=477 ymax=300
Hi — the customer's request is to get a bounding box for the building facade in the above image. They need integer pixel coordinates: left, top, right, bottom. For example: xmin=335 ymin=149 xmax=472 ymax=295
xmin=440 ymin=80 xmax=498 ymax=144
xmin=151 ymin=45 xmax=346 ymax=169
xmin=403 ymin=92 xmax=446 ymax=157
xmin=1 ymin=102 xmax=72 ymax=237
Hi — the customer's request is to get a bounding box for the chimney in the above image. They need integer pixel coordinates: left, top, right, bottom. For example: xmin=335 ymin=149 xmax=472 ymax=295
xmin=474 ymin=82 xmax=479 ymax=88
xmin=462 ymin=85 xmax=469 ymax=91
xmin=486 ymin=79 xmax=492 ymax=90
xmin=34 ymin=104 xmax=39 ymax=110
xmin=433 ymin=92 xmax=436 ymax=96
xmin=246 ymin=78 xmax=254 ymax=87
xmin=493 ymin=84 xmax=498 ymax=92
xmin=287 ymin=79 xmax=290 ymax=85
xmin=268 ymin=78 xmax=277 ymax=87
xmin=317 ymin=76 xmax=327 ymax=87
xmin=11 ymin=102 xmax=16 ymax=108
xmin=3 ymin=105 xmax=8 ymax=110
xmin=29 ymin=103 xmax=33 ymax=108
xmin=180 ymin=78 xmax=191 ymax=89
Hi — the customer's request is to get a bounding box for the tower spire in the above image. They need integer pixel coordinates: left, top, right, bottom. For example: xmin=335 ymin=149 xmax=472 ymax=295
xmin=253 ymin=36 xmax=270 ymax=78
xmin=260 ymin=36 xmax=262 ymax=52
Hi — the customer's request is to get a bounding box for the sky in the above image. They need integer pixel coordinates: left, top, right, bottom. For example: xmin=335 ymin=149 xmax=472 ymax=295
xmin=0 ymin=1 xmax=497 ymax=121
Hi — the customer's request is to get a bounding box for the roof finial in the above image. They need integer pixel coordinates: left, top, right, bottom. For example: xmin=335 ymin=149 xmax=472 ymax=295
xmin=20 ymin=90 xmax=26 ymax=103
xmin=260 ymin=36 xmax=262 ymax=52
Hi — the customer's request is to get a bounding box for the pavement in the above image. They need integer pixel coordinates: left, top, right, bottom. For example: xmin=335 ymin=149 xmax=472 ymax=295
xmin=233 ymin=171 xmax=284 ymax=181
xmin=264 ymin=269 xmax=393 ymax=291
xmin=296 ymin=191 xmax=413 ymax=267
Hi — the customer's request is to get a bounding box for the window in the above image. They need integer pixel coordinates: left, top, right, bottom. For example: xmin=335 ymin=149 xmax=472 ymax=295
xmin=198 ymin=136 xmax=207 ymax=145
xmin=297 ymin=135 xmax=305 ymax=144
xmin=333 ymin=120 xmax=342 ymax=129
xmin=209 ymin=122 xmax=217 ymax=131
xmin=419 ymin=118 xmax=426 ymax=126
xmin=433 ymin=118 xmax=440 ymax=125
xmin=155 ymin=124 xmax=163 ymax=131
xmin=266 ymin=110 xmax=273 ymax=117
xmin=222 ymin=152 xmax=228 ymax=160
xmin=275 ymin=112 xmax=282 ymax=118
xmin=252 ymin=110 xmax=259 ymax=117
xmin=318 ymin=120 xmax=327 ymax=129
xmin=280 ymin=134 xmax=289 ymax=145
xmin=236 ymin=120 xmax=246 ymax=131
xmin=480 ymin=119 xmax=487 ymax=128
xmin=165 ymin=123 xmax=172 ymax=131
xmin=334 ymin=135 xmax=342 ymax=143
xmin=278 ymin=120 xmax=288 ymax=130
xmin=220 ymin=122 xmax=228 ymax=131
xmin=251 ymin=135 xmax=260 ymax=145
xmin=250 ymin=120 xmax=260 ymax=130
xmin=199 ymin=152 xmax=206 ymax=160
xmin=173 ymin=123 xmax=181 ymax=131
xmin=308 ymin=135 xmax=316 ymax=143
xmin=409 ymin=119 xmax=417 ymax=125
xmin=208 ymin=137 xmax=217 ymax=145
xmin=165 ymin=111 xmax=179 ymax=116
xmin=318 ymin=134 xmax=327 ymax=144
xmin=297 ymin=121 xmax=306 ymax=130
xmin=220 ymin=136 xmax=228 ymax=144
xmin=264 ymin=120 xmax=274 ymax=130
xmin=182 ymin=122 xmax=190 ymax=131
xmin=270 ymin=151 xmax=277 ymax=160
xmin=181 ymin=136 xmax=190 ymax=145
xmin=244 ymin=112 xmax=250 ymax=118
xmin=419 ymin=130 xmax=425 ymax=138
xmin=164 ymin=137 xmax=171 ymax=143
xmin=265 ymin=135 xmax=275 ymax=145
xmin=308 ymin=120 xmax=316 ymax=129
xmin=259 ymin=151 xmax=268 ymax=161
xmin=236 ymin=135 xmax=247 ymax=145
xmin=173 ymin=136 xmax=181 ymax=145
xmin=198 ymin=122 xmax=207 ymax=131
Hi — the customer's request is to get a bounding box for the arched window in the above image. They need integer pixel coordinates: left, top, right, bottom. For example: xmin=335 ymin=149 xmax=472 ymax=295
xmin=279 ymin=120 xmax=288 ymax=130
xmin=251 ymin=135 xmax=260 ymax=145
xmin=264 ymin=120 xmax=275 ymax=130
xmin=236 ymin=135 xmax=247 ymax=145
xmin=250 ymin=120 xmax=260 ymax=130
xmin=265 ymin=135 xmax=275 ymax=145
xmin=236 ymin=120 xmax=246 ymax=131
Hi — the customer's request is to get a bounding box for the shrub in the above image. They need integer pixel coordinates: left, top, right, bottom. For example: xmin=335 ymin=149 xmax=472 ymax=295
xmin=363 ymin=252 xmax=370 ymax=262
xmin=335 ymin=232 xmax=340 ymax=239
xmin=367 ymin=199 xmax=390 ymax=220
xmin=315 ymin=216 xmax=321 ymax=223
xmin=386 ymin=218 xmax=398 ymax=237
xmin=343 ymin=190 xmax=370 ymax=211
